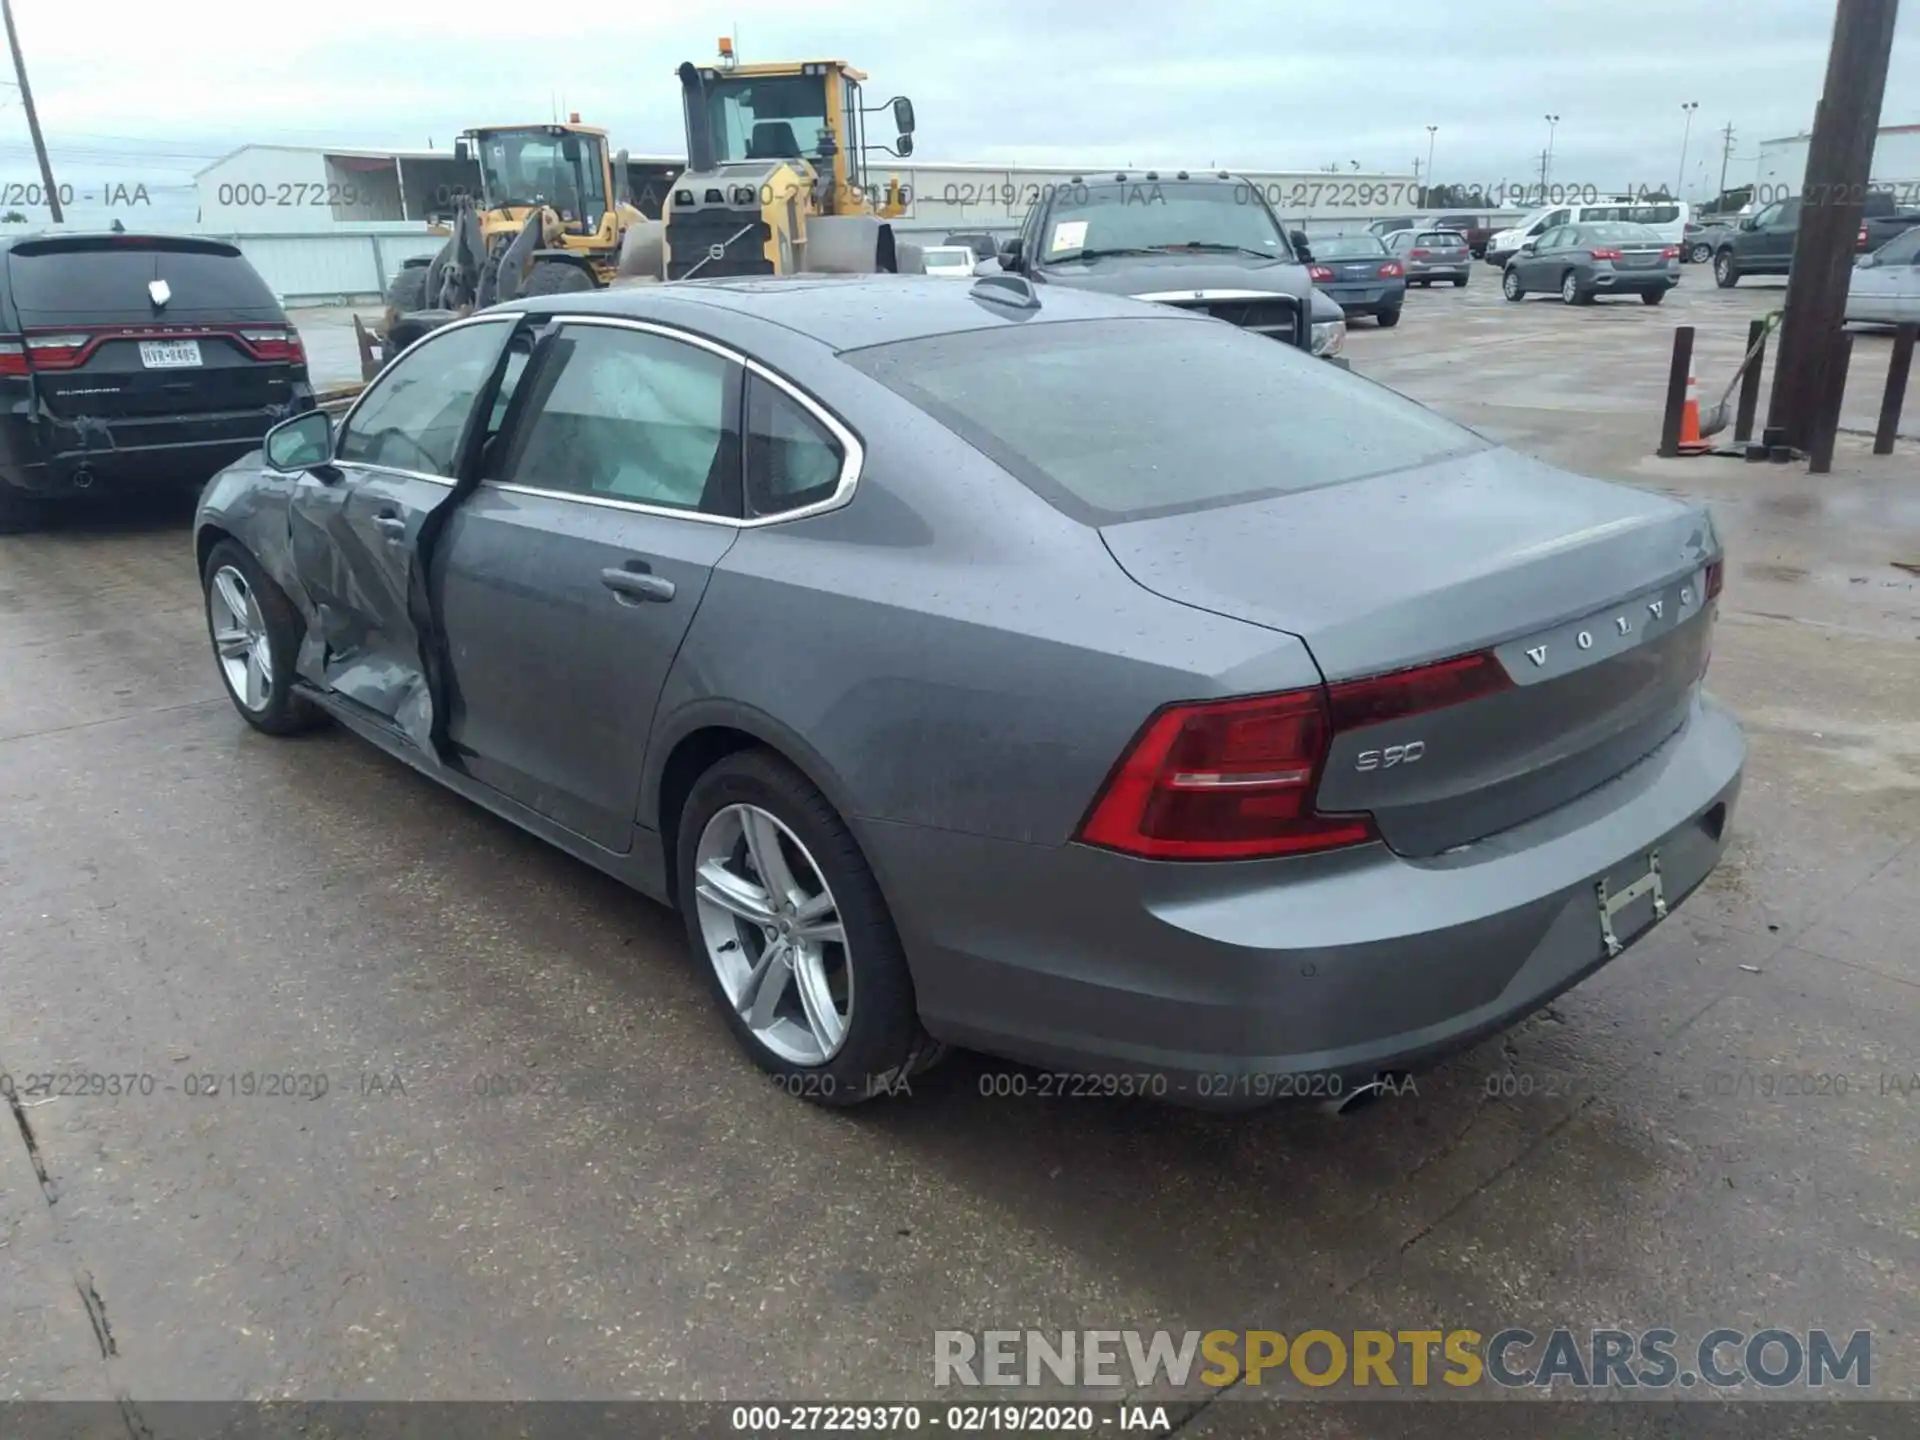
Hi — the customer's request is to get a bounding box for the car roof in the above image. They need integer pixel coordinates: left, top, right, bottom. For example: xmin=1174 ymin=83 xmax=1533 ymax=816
xmin=497 ymin=274 xmax=1200 ymax=351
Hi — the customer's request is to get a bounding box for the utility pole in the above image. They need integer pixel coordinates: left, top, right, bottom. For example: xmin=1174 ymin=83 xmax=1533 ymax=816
xmin=1717 ymin=122 xmax=1736 ymax=204
xmin=1766 ymin=0 xmax=1901 ymax=452
xmin=1 ymin=0 xmax=61 ymax=223
xmin=1543 ymin=114 xmax=1561 ymax=192
xmin=1678 ymin=102 xmax=1699 ymax=200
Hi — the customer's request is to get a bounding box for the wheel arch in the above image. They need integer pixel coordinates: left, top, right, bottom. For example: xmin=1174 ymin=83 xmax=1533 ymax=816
xmin=646 ymin=700 xmax=867 ymax=909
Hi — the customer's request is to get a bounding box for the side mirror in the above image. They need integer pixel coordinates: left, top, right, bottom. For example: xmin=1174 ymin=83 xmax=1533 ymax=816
xmin=264 ymin=410 xmax=334 ymax=475
xmin=454 ymin=137 xmax=471 ymax=165
xmin=1738 ymin=217 xmax=1757 ymax=231
xmin=999 ymin=236 xmax=1023 ymax=270
xmin=893 ymin=96 xmax=916 ymax=135
xmin=894 ymin=134 xmax=914 ymax=159
xmin=1289 ymin=228 xmax=1312 ymax=261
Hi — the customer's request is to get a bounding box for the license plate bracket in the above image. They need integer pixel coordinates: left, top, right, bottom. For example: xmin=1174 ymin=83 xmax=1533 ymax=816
xmin=1596 ymin=850 xmax=1666 ymax=957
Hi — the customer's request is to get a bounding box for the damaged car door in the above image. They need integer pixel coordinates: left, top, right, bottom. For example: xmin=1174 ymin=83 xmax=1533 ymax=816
xmin=288 ymin=315 xmax=519 ymax=749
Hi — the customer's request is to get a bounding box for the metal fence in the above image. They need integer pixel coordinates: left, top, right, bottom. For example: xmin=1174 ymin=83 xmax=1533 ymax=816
xmin=207 ymin=228 xmax=449 ymax=306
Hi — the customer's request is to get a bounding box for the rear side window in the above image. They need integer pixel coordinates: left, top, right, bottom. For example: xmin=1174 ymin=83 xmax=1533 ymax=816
xmin=1415 ymin=232 xmax=1463 ymax=246
xmin=7 ymin=240 xmax=278 ymax=318
xmin=1875 ymin=227 xmax=1920 ymax=265
xmin=745 ymin=374 xmax=846 ymax=518
xmin=844 ymin=318 xmax=1485 ymax=525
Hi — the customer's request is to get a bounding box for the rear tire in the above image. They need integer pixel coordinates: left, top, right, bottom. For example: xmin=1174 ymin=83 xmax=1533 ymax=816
xmin=1451 ymin=276 xmax=1468 ymax=287
xmin=0 ymin=484 xmax=54 ymax=534
xmin=1688 ymin=241 xmax=1713 ymax=264
xmin=1502 ymin=268 xmax=1525 ymax=301
xmin=521 ymin=260 xmax=597 ymax=297
xmin=1376 ymin=308 xmax=1401 ymax=328
xmin=676 ymin=749 xmax=945 ymax=1105
xmin=201 ymin=538 xmax=321 ymax=736
xmin=1641 ymin=289 xmax=1666 ymax=306
xmin=1561 ymin=272 xmax=1589 ymax=305
xmin=1714 ymin=249 xmax=1740 ymax=288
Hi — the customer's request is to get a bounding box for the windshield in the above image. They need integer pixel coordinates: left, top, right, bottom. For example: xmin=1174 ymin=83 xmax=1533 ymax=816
xmin=703 ymin=74 xmax=833 ymax=164
xmin=922 ymin=247 xmax=977 ymax=269
xmin=1313 ymin=236 xmax=1388 ymax=260
xmin=844 ymin=318 xmax=1484 ymax=525
xmin=1038 ymin=181 xmax=1290 ymax=264
xmin=475 ymin=128 xmax=608 ymax=223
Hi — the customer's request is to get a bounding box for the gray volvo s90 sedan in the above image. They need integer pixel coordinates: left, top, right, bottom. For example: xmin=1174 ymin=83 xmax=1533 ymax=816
xmin=194 ymin=274 xmax=1745 ymax=1108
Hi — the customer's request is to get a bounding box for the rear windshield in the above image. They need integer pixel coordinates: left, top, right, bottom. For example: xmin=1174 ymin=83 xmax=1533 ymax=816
xmin=1583 ymin=222 xmax=1664 ymax=245
xmin=1415 ymin=232 xmax=1466 ymax=246
xmin=843 ymin=317 xmax=1486 ymax=525
xmin=7 ymin=239 xmax=278 ymax=317
xmin=1312 ymin=236 xmax=1388 ymax=259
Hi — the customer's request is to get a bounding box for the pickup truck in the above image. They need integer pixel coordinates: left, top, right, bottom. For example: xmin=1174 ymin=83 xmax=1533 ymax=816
xmin=1713 ymin=189 xmax=1920 ymax=287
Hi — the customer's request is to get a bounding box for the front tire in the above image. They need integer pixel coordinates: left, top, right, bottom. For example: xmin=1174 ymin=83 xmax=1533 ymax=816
xmin=1502 ymin=268 xmax=1525 ymax=301
xmin=1714 ymin=249 xmax=1740 ymax=288
xmin=201 ymin=538 xmax=321 ymax=736
xmin=385 ymin=264 xmax=429 ymax=315
xmin=1376 ymin=308 xmax=1401 ymax=328
xmin=676 ymin=749 xmax=943 ymax=1105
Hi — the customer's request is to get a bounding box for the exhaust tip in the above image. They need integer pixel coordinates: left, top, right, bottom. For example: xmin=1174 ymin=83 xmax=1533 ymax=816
xmin=1322 ymin=1071 xmax=1411 ymax=1117
xmin=71 ymin=468 xmax=94 ymax=490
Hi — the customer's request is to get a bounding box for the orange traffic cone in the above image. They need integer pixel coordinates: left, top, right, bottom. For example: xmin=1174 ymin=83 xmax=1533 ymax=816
xmin=1677 ymin=355 xmax=1712 ymax=453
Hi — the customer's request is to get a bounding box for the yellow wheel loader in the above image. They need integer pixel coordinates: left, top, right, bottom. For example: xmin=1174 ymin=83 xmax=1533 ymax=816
xmin=359 ymin=119 xmax=661 ymax=377
xmin=663 ymin=40 xmax=919 ymax=280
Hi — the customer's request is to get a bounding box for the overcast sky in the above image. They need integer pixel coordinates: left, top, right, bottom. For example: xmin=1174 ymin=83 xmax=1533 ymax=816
xmin=3 ymin=1 xmax=1917 ymax=200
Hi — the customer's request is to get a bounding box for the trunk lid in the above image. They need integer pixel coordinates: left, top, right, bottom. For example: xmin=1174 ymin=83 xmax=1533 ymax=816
xmin=1100 ymin=447 xmax=1719 ymax=855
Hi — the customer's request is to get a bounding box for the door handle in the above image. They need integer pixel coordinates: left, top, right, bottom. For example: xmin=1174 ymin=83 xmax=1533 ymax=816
xmin=372 ymin=511 xmax=406 ymax=535
xmin=600 ymin=566 xmax=675 ymax=604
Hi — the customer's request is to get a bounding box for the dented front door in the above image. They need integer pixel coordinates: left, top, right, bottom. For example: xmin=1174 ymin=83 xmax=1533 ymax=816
xmin=287 ymin=316 xmax=518 ymax=751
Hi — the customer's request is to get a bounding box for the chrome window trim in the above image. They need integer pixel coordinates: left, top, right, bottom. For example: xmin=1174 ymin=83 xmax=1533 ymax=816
xmin=490 ymin=314 xmax=865 ymax=529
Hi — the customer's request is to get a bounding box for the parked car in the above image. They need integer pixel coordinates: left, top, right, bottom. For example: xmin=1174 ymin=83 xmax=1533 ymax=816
xmin=1368 ymin=214 xmax=1494 ymax=257
xmin=1487 ymin=199 xmax=1688 ymax=265
xmin=1681 ymin=219 xmax=1733 ymax=264
xmin=1383 ymin=228 xmax=1472 ymax=286
xmin=1502 ymin=221 xmax=1681 ymax=305
xmin=1304 ymin=234 xmax=1405 ymax=326
xmin=0 ymin=232 xmax=313 ymax=532
xmin=195 ymin=277 xmax=1744 ymax=1109
xmin=943 ymin=231 xmax=1001 ymax=262
xmin=920 ymin=245 xmax=980 ymax=278
xmin=1846 ymin=225 xmax=1920 ymax=325
xmin=996 ymin=172 xmax=1347 ymax=357
xmin=1712 ymin=190 xmax=1920 ymax=287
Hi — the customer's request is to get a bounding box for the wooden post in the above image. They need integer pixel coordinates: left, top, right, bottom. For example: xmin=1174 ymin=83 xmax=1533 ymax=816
xmin=1874 ymin=322 xmax=1916 ymax=455
xmin=1659 ymin=327 xmax=1695 ymax=458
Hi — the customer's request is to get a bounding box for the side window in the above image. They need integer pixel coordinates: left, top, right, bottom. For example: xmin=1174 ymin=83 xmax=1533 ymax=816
xmin=336 ymin=319 xmax=512 ymax=476
xmin=1777 ymin=199 xmax=1802 ymax=229
xmin=1750 ymin=201 xmax=1782 ymax=229
xmin=1536 ymin=209 xmax=1569 ymax=233
xmin=502 ymin=324 xmax=742 ymax=516
xmin=745 ymin=373 xmax=848 ymax=519
xmin=1876 ymin=227 xmax=1920 ymax=266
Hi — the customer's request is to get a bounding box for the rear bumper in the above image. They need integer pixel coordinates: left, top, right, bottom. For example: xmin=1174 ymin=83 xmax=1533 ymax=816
xmin=1590 ymin=270 xmax=1679 ymax=293
xmin=1317 ymin=283 xmax=1403 ymax=314
xmin=869 ymin=693 xmax=1745 ymax=1107
xmin=1408 ymin=262 xmax=1470 ymax=279
xmin=0 ymin=396 xmax=308 ymax=497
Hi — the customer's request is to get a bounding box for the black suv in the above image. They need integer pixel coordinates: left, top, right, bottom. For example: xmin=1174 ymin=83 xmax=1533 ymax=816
xmin=0 ymin=233 xmax=313 ymax=531
xmin=996 ymin=172 xmax=1346 ymax=358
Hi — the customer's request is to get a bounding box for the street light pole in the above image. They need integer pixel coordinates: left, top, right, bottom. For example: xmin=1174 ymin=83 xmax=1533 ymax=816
xmin=1677 ymin=101 xmax=1699 ymax=199
xmin=1425 ymin=125 xmax=1438 ymax=205
xmin=1543 ymin=114 xmax=1561 ymax=194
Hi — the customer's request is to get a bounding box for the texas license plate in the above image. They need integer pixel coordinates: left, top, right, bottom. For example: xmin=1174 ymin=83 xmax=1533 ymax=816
xmin=1596 ymin=850 xmax=1666 ymax=957
xmin=139 ymin=339 xmax=202 ymax=368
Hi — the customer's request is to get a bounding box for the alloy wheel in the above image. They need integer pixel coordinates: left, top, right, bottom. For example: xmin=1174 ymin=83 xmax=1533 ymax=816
xmin=692 ymin=803 xmax=852 ymax=1066
xmin=1562 ymin=273 xmax=1579 ymax=304
xmin=208 ymin=564 xmax=273 ymax=713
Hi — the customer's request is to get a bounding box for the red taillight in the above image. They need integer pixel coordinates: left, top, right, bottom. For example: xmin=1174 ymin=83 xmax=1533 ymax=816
xmin=23 ymin=333 xmax=92 ymax=369
xmin=1308 ymin=264 xmax=1334 ymax=282
xmin=1589 ymin=248 xmax=1623 ymax=261
xmin=0 ymin=337 xmax=26 ymax=377
xmin=1705 ymin=559 xmax=1723 ymax=602
xmin=1857 ymin=227 xmax=1869 ymax=250
xmin=239 ymin=327 xmax=305 ymax=364
xmin=1076 ymin=650 xmax=1512 ymax=861
xmin=1661 ymin=246 xmax=1679 ymax=260
xmin=1378 ymin=260 xmax=1404 ymax=278
xmin=1408 ymin=248 xmax=1430 ymax=259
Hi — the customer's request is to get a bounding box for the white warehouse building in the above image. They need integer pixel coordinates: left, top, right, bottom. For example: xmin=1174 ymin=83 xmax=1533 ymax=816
xmin=193 ymin=143 xmax=1420 ymax=304
xmin=1755 ymin=121 xmax=1920 ymax=195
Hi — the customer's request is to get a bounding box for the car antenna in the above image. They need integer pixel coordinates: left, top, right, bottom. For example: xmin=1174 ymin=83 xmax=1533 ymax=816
xmin=970 ymin=274 xmax=1040 ymax=310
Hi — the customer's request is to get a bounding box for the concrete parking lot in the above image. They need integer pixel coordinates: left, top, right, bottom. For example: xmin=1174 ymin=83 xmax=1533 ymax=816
xmin=2 ymin=268 xmax=1916 ymax=1432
